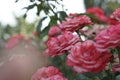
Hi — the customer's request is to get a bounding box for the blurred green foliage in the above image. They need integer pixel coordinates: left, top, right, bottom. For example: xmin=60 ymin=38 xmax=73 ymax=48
xmin=85 ymin=0 xmax=120 ymax=15
xmin=0 ymin=16 xmax=35 ymax=40
xmin=16 ymin=0 xmax=67 ymax=39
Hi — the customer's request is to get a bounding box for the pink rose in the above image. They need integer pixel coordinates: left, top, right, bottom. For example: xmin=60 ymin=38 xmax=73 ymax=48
xmin=59 ymin=15 xmax=92 ymax=32
xmin=108 ymin=17 xmax=120 ymax=25
xmin=67 ymin=40 xmax=111 ymax=73
xmin=33 ymin=31 xmax=38 ymax=37
xmin=46 ymin=75 xmax=68 ymax=80
xmin=87 ymin=7 xmax=108 ymax=23
xmin=112 ymin=64 xmax=120 ymax=72
xmin=31 ymin=66 xmax=62 ymax=80
xmin=45 ymin=31 xmax=80 ymax=57
xmin=95 ymin=24 xmax=120 ymax=50
xmin=48 ymin=26 xmax=61 ymax=37
xmin=110 ymin=8 xmax=120 ymax=22
xmin=45 ymin=66 xmax=62 ymax=77
xmin=69 ymin=13 xmax=78 ymax=17
xmin=5 ymin=34 xmax=24 ymax=49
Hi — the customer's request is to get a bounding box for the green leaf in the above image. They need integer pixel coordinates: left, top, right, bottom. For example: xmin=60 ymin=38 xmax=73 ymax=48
xmin=49 ymin=15 xmax=58 ymax=26
xmin=23 ymin=3 xmax=37 ymax=11
xmin=30 ymin=0 xmax=35 ymax=2
xmin=43 ymin=2 xmax=50 ymax=14
xmin=36 ymin=17 xmax=47 ymax=36
xmin=15 ymin=0 xmax=19 ymax=2
xmin=23 ymin=14 xmax=27 ymax=18
xmin=36 ymin=3 xmax=43 ymax=16
xmin=57 ymin=11 xmax=68 ymax=21
xmin=40 ymin=25 xmax=50 ymax=38
xmin=102 ymin=77 xmax=110 ymax=80
xmin=50 ymin=3 xmax=56 ymax=9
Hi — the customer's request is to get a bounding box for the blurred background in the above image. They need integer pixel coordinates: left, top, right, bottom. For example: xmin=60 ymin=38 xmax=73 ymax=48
xmin=1 ymin=0 xmax=120 ymax=40
xmin=0 ymin=0 xmax=120 ymax=80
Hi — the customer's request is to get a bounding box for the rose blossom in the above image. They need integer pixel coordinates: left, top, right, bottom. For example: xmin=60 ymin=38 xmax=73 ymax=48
xmin=108 ymin=17 xmax=120 ymax=25
xmin=31 ymin=66 xmax=63 ymax=80
xmin=95 ymin=24 xmax=120 ymax=50
xmin=48 ymin=26 xmax=61 ymax=37
xmin=59 ymin=15 xmax=92 ymax=32
xmin=110 ymin=8 xmax=120 ymax=22
xmin=69 ymin=13 xmax=78 ymax=17
xmin=5 ymin=34 xmax=24 ymax=49
xmin=45 ymin=31 xmax=80 ymax=57
xmin=67 ymin=40 xmax=111 ymax=73
xmin=86 ymin=7 xmax=108 ymax=23
xmin=33 ymin=31 xmax=38 ymax=37
xmin=112 ymin=64 xmax=120 ymax=72
xmin=46 ymin=75 xmax=68 ymax=80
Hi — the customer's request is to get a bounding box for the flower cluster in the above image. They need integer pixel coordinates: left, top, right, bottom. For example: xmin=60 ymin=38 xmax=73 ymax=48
xmin=32 ymin=7 xmax=120 ymax=80
xmin=44 ymin=9 xmax=113 ymax=74
xmin=5 ymin=34 xmax=35 ymax=51
xmin=31 ymin=66 xmax=67 ymax=80
xmin=45 ymin=31 xmax=80 ymax=57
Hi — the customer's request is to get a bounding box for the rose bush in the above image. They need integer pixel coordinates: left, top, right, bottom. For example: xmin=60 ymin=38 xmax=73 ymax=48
xmin=31 ymin=7 xmax=120 ymax=80
xmin=5 ymin=3 xmax=120 ymax=79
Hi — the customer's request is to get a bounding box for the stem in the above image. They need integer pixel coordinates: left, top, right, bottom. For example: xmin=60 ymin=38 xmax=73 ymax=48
xmin=116 ymin=47 xmax=120 ymax=63
xmin=76 ymin=30 xmax=82 ymax=42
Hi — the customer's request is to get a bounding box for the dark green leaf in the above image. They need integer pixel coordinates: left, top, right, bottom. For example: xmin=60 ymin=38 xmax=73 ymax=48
xmin=102 ymin=77 xmax=111 ymax=80
xmin=23 ymin=14 xmax=27 ymax=18
xmin=50 ymin=3 xmax=56 ymax=9
xmin=43 ymin=2 xmax=50 ymax=14
xmin=36 ymin=17 xmax=47 ymax=33
xmin=57 ymin=11 xmax=68 ymax=21
xmin=40 ymin=25 xmax=50 ymax=38
xmin=23 ymin=3 xmax=37 ymax=11
xmin=30 ymin=0 xmax=35 ymax=2
xmin=15 ymin=0 xmax=19 ymax=2
xmin=49 ymin=15 xmax=58 ymax=26
xmin=36 ymin=3 xmax=43 ymax=16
